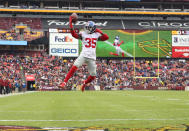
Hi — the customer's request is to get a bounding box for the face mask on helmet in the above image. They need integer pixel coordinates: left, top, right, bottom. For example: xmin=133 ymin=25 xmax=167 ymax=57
xmin=84 ymin=21 xmax=96 ymax=34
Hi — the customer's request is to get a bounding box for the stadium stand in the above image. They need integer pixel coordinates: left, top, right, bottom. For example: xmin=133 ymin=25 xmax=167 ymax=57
xmin=0 ymin=52 xmax=188 ymax=92
xmin=0 ymin=0 xmax=188 ymax=13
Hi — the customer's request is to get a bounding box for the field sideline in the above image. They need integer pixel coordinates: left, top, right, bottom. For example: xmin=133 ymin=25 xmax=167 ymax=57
xmin=0 ymin=91 xmax=189 ymax=129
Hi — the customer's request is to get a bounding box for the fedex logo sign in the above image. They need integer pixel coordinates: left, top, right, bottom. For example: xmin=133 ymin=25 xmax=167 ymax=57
xmin=50 ymin=33 xmax=78 ymax=45
xmin=55 ymin=36 xmax=73 ymax=42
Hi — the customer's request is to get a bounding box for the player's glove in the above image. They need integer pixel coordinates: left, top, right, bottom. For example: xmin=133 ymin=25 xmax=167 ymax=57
xmin=95 ymin=28 xmax=103 ymax=34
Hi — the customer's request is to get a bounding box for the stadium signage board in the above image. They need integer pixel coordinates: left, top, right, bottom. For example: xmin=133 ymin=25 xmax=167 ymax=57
xmin=47 ymin=20 xmax=108 ymax=27
xmin=172 ymin=47 xmax=189 ymax=58
xmin=44 ymin=19 xmax=189 ymax=30
xmin=172 ymin=35 xmax=189 ymax=47
xmin=0 ymin=40 xmax=27 ymax=45
xmin=49 ymin=28 xmax=79 ymax=57
xmin=42 ymin=19 xmax=122 ymax=29
xmin=123 ymin=20 xmax=189 ymax=30
xmin=25 ymin=75 xmax=35 ymax=81
xmin=172 ymin=33 xmax=189 ymax=58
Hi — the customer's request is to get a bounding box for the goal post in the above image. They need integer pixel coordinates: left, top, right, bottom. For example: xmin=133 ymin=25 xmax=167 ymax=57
xmin=133 ymin=31 xmax=160 ymax=79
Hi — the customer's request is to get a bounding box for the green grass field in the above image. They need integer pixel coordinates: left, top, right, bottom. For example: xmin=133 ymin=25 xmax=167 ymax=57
xmin=79 ymin=30 xmax=172 ymax=58
xmin=0 ymin=91 xmax=189 ymax=130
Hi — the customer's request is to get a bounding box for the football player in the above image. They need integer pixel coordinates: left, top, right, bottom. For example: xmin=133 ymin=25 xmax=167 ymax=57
xmin=59 ymin=16 xmax=109 ymax=92
xmin=109 ymin=36 xmax=125 ymax=57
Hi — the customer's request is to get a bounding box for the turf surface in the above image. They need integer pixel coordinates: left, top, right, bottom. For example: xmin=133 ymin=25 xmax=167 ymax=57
xmin=0 ymin=91 xmax=189 ymax=129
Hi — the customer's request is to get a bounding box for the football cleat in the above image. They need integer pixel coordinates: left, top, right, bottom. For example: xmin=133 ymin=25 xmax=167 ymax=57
xmin=81 ymin=81 xmax=86 ymax=92
xmin=59 ymin=82 xmax=66 ymax=89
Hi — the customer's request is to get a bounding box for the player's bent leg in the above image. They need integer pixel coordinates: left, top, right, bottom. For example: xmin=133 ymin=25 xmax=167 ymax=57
xmin=82 ymin=75 xmax=96 ymax=92
xmin=59 ymin=65 xmax=78 ymax=89
xmin=110 ymin=52 xmax=119 ymax=56
xmin=81 ymin=58 xmax=96 ymax=92
xmin=64 ymin=65 xmax=78 ymax=83
xmin=122 ymin=52 xmax=124 ymax=57
xmin=59 ymin=55 xmax=85 ymax=89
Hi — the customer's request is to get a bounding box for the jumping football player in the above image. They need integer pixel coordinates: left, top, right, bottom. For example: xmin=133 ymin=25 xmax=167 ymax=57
xmin=109 ymin=36 xmax=125 ymax=57
xmin=59 ymin=14 xmax=109 ymax=92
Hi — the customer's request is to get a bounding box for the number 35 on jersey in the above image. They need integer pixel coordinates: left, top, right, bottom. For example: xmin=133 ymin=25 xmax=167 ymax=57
xmin=85 ymin=38 xmax=97 ymax=48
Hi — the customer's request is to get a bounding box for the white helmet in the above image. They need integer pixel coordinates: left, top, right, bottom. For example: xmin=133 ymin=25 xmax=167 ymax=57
xmin=84 ymin=21 xmax=96 ymax=34
xmin=115 ymin=36 xmax=120 ymax=40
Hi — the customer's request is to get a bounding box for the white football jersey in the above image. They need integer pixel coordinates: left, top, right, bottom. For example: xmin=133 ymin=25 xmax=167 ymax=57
xmin=79 ymin=31 xmax=101 ymax=60
xmin=113 ymin=39 xmax=119 ymax=47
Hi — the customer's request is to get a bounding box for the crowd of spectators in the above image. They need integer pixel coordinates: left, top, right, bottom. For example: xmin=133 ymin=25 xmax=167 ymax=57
xmin=0 ymin=55 xmax=24 ymax=94
xmin=0 ymin=31 xmax=19 ymax=41
xmin=0 ymin=52 xmax=188 ymax=93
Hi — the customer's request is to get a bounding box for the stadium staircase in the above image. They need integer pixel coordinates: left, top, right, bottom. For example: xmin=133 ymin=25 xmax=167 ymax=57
xmin=19 ymin=64 xmax=26 ymax=84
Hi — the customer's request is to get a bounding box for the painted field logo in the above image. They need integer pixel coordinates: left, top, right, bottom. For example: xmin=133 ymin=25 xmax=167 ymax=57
xmin=118 ymin=30 xmax=152 ymax=35
xmin=1 ymin=124 xmax=189 ymax=131
xmin=44 ymin=124 xmax=189 ymax=131
xmin=138 ymin=39 xmax=172 ymax=57
xmin=0 ymin=125 xmax=44 ymax=131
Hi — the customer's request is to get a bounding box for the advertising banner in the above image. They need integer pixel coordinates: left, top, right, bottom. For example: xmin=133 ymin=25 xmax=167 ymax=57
xmin=172 ymin=35 xmax=189 ymax=47
xmin=172 ymin=46 xmax=189 ymax=58
xmin=172 ymin=31 xmax=189 ymax=58
xmin=49 ymin=29 xmax=79 ymax=57
xmin=0 ymin=41 xmax=27 ymax=45
xmin=25 ymin=75 xmax=35 ymax=81
xmin=50 ymin=44 xmax=78 ymax=57
xmin=50 ymin=33 xmax=78 ymax=45
xmin=123 ymin=20 xmax=189 ymax=30
xmin=42 ymin=18 xmax=122 ymax=30
xmin=1 ymin=17 xmax=189 ymax=31
xmin=43 ymin=19 xmax=189 ymax=30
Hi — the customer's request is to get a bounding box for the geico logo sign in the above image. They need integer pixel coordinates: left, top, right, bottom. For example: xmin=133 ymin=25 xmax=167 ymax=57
xmin=55 ymin=36 xmax=73 ymax=42
xmin=138 ymin=22 xmax=189 ymax=28
xmin=51 ymin=48 xmax=77 ymax=53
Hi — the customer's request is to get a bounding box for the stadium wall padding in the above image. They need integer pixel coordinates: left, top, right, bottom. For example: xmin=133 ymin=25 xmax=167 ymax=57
xmin=43 ymin=19 xmax=189 ymax=30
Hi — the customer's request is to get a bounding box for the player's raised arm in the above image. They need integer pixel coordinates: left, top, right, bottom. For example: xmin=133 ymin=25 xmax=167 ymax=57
xmin=69 ymin=13 xmax=82 ymax=40
xmin=96 ymin=28 xmax=109 ymax=41
xmin=118 ymin=40 xmax=124 ymax=47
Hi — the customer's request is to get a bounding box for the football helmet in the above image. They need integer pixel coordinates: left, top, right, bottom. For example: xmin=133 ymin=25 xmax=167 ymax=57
xmin=84 ymin=21 xmax=96 ymax=34
xmin=115 ymin=36 xmax=120 ymax=40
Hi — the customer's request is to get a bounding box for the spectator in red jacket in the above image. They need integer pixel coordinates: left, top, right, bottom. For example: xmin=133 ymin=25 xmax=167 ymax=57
xmin=0 ymin=77 xmax=3 ymax=94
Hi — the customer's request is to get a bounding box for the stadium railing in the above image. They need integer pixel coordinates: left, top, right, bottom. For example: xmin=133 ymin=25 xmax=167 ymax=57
xmin=1 ymin=8 xmax=189 ymax=15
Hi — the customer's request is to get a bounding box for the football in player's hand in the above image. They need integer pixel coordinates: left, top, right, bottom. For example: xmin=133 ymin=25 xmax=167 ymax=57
xmin=70 ymin=13 xmax=78 ymax=23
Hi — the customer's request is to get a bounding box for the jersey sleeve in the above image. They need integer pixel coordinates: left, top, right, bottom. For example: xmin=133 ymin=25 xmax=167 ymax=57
xmin=79 ymin=31 xmax=84 ymax=38
xmin=96 ymin=32 xmax=102 ymax=38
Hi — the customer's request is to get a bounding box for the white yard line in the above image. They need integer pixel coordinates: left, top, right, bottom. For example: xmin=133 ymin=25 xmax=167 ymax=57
xmin=0 ymin=91 xmax=36 ymax=98
xmin=1 ymin=108 xmax=189 ymax=113
xmin=167 ymin=98 xmax=181 ymax=101
xmin=0 ymin=118 xmax=189 ymax=122
xmin=105 ymin=41 xmax=133 ymax=57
